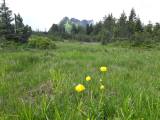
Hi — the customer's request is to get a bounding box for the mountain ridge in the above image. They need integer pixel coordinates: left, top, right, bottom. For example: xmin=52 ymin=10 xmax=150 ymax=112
xmin=59 ymin=17 xmax=94 ymax=27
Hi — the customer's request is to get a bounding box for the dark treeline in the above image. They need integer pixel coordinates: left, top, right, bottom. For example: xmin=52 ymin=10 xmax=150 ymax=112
xmin=0 ymin=0 xmax=32 ymax=42
xmin=1 ymin=0 xmax=160 ymax=46
xmin=49 ymin=9 xmax=160 ymax=46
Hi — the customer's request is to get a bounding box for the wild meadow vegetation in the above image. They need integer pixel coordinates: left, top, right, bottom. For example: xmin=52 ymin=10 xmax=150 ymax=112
xmin=0 ymin=0 xmax=160 ymax=119
xmin=0 ymin=41 xmax=160 ymax=119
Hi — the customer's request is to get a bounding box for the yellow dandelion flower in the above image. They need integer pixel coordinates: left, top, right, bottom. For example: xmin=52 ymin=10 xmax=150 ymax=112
xmin=100 ymin=66 xmax=108 ymax=72
xmin=86 ymin=76 xmax=91 ymax=81
xmin=100 ymin=85 xmax=105 ymax=90
xmin=75 ymin=84 xmax=85 ymax=92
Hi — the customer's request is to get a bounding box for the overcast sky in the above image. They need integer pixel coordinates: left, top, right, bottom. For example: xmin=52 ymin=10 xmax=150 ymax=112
xmin=3 ymin=0 xmax=160 ymax=31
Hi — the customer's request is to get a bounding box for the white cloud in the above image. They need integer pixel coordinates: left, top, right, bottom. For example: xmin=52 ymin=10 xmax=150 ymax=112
xmin=4 ymin=0 xmax=160 ymax=31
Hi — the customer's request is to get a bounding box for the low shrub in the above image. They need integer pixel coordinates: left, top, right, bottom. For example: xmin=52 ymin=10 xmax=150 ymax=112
xmin=131 ymin=32 xmax=155 ymax=48
xmin=28 ymin=36 xmax=56 ymax=49
xmin=0 ymin=40 xmax=19 ymax=50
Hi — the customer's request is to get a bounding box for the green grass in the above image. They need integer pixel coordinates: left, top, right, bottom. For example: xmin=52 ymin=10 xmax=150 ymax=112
xmin=0 ymin=41 xmax=160 ymax=120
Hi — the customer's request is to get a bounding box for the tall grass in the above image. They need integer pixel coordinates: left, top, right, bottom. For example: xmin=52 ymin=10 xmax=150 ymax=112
xmin=0 ymin=42 xmax=160 ymax=119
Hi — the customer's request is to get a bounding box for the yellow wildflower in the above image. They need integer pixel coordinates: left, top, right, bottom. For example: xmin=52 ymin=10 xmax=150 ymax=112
xmin=100 ymin=85 xmax=105 ymax=90
xmin=86 ymin=76 xmax=91 ymax=81
xmin=100 ymin=66 xmax=107 ymax=72
xmin=75 ymin=84 xmax=85 ymax=92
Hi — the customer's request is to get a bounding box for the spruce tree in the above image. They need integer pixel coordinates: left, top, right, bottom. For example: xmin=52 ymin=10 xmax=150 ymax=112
xmin=117 ymin=11 xmax=128 ymax=38
xmin=153 ymin=23 xmax=160 ymax=37
xmin=86 ymin=24 xmax=93 ymax=35
xmin=71 ymin=24 xmax=78 ymax=34
xmin=103 ymin=14 xmax=115 ymax=32
xmin=0 ymin=0 xmax=14 ymax=39
xmin=128 ymin=8 xmax=137 ymax=38
xmin=103 ymin=14 xmax=115 ymax=42
xmin=93 ymin=21 xmax=102 ymax=35
xmin=14 ymin=13 xmax=32 ymax=42
xmin=48 ymin=24 xmax=59 ymax=34
xmin=135 ymin=18 xmax=143 ymax=32
xmin=145 ymin=21 xmax=153 ymax=34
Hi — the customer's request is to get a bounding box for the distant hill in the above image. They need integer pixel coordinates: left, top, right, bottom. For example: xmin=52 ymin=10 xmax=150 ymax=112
xmin=70 ymin=18 xmax=93 ymax=27
xmin=58 ymin=17 xmax=94 ymax=33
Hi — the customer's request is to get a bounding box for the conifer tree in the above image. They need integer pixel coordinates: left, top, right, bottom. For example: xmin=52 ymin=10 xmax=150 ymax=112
xmin=14 ymin=13 xmax=32 ymax=42
xmin=86 ymin=24 xmax=93 ymax=35
xmin=135 ymin=17 xmax=143 ymax=32
xmin=117 ymin=11 xmax=128 ymax=38
xmin=128 ymin=8 xmax=137 ymax=38
xmin=93 ymin=21 xmax=102 ymax=35
xmin=0 ymin=0 xmax=14 ymax=39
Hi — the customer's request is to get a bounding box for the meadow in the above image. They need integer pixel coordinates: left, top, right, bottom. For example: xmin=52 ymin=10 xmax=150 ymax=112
xmin=0 ymin=41 xmax=160 ymax=120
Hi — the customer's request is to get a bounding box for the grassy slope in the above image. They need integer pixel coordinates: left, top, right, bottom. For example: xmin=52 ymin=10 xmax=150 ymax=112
xmin=0 ymin=42 xmax=160 ymax=120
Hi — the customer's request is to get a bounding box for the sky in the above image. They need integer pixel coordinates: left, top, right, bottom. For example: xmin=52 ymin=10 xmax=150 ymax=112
xmin=3 ymin=0 xmax=160 ymax=31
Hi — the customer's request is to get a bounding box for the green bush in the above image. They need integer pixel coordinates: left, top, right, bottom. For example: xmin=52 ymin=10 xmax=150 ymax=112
xmin=0 ymin=39 xmax=19 ymax=50
xmin=28 ymin=36 xmax=56 ymax=49
xmin=131 ymin=32 xmax=155 ymax=48
xmin=100 ymin=30 xmax=112 ymax=45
